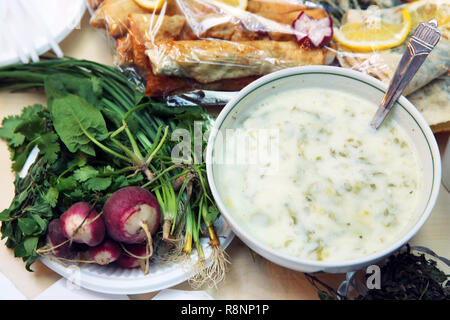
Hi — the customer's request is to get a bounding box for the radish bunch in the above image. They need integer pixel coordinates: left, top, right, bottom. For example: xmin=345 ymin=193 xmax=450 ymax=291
xmin=45 ymin=186 xmax=161 ymax=272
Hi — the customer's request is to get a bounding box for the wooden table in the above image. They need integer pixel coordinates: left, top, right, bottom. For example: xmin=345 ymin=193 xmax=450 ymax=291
xmin=0 ymin=12 xmax=448 ymax=300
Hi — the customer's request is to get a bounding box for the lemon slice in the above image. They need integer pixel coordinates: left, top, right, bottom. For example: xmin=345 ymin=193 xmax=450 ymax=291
xmin=334 ymin=9 xmax=412 ymax=52
xmin=406 ymin=0 xmax=450 ymax=38
xmin=132 ymin=0 xmax=165 ymax=11
xmin=205 ymin=0 xmax=248 ymax=10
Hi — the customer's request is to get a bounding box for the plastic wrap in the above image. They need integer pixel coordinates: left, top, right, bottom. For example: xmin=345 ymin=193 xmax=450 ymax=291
xmin=334 ymin=3 xmax=449 ymax=96
xmin=89 ymin=0 xmax=337 ymax=95
xmin=88 ymin=0 xmax=449 ymax=131
xmin=331 ymin=0 xmax=449 ymax=132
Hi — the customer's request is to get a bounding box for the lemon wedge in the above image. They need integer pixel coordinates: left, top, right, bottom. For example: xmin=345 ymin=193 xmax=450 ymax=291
xmin=406 ymin=0 xmax=450 ymax=39
xmin=334 ymin=9 xmax=412 ymax=52
xmin=132 ymin=0 xmax=165 ymax=11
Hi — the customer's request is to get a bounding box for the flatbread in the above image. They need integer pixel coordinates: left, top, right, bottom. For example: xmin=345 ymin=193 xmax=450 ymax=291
xmin=407 ymin=75 xmax=450 ymax=133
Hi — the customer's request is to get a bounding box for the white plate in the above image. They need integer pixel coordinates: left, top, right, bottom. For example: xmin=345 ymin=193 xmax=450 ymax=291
xmin=41 ymin=218 xmax=234 ymax=295
xmin=0 ymin=0 xmax=86 ymax=66
xmin=26 ymin=156 xmax=233 ymax=295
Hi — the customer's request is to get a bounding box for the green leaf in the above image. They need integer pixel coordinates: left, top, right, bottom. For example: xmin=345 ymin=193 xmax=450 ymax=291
xmin=0 ymin=209 xmax=11 ymax=221
xmin=0 ymin=105 xmax=46 ymax=150
xmin=67 ymin=152 xmax=88 ymax=168
xmin=0 ymin=104 xmax=56 ymax=172
xmin=0 ymin=116 xmax=25 ymax=147
xmin=11 ymin=142 xmax=36 ymax=172
xmin=20 ymin=104 xmax=45 ymax=120
xmin=26 ymin=199 xmax=53 ymax=219
xmin=14 ymin=236 xmax=38 ymax=258
xmin=51 ymin=94 xmax=108 ymax=156
xmin=102 ymin=165 xmax=115 ymax=174
xmin=44 ymin=187 xmax=59 ymax=208
xmin=15 ymin=119 xmax=45 ymax=140
xmin=73 ymin=166 xmax=98 ymax=182
xmin=18 ymin=217 xmax=39 ymax=236
xmin=1 ymin=221 xmax=13 ymax=239
xmin=23 ymin=236 xmax=38 ymax=255
xmin=204 ymin=206 xmax=220 ymax=224
xmin=148 ymin=102 xmax=206 ymax=120
xmin=85 ymin=176 xmax=112 ymax=191
xmin=69 ymin=189 xmax=84 ymax=199
xmin=25 ymin=253 xmax=40 ymax=272
xmin=30 ymin=214 xmax=47 ymax=234
xmin=45 ymin=74 xmax=103 ymax=109
xmin=56 ymin=176 xmax=78 ymax=191
xmin=37 ymin=132 xmax=60 ymax=165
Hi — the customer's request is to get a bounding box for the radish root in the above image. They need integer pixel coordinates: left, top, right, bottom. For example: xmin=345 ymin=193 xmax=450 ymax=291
xmin=49 ymin=256 xmax=97 ymax=264
xmin=117 ymin=222 xmax=154 ymax=275
xmin=119 ymin=243 xmax=153 ymax=260
xmin=36 ymin=239 xmax=70 ymax=254
xmin=140 ymin=221 xmax=154 ymax=258
xmin=140 ymin=221 xmax=153 ymax=274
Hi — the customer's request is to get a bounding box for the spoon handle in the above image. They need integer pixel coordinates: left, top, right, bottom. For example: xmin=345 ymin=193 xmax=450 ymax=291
xmin=370 ymin=20 xmax=441 ymax=130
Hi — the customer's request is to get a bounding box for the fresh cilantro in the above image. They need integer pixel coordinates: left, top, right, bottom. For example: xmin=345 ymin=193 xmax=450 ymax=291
xmin=84 ymin=176 xmax=112 ymax=191
xmin=73 ymin=166 xmax=99 ymax=182
xmin=0 ymin=116 xmax=25 ymax=147
xmin=38 ymin=132 xmax=60 ymax=165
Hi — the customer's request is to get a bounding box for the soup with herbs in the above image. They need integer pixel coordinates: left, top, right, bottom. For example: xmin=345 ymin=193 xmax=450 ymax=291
xmin=214 ymin=87 xmax=422 ymax=262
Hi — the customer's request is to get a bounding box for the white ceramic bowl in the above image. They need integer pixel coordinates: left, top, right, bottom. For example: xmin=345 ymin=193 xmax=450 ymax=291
xmin=206 ymin=66 xmax=441 ymax=274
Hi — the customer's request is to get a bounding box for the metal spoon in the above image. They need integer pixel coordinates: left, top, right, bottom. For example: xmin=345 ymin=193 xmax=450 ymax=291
xmin=370 ymin=20 xmax=441 ymax=130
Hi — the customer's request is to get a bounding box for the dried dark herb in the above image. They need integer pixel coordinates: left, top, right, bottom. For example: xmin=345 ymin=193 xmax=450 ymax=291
xmin=357 ymin=246 xmax=450 ymax=300
xmin=307 ymin=246 xmax=450 ymax=300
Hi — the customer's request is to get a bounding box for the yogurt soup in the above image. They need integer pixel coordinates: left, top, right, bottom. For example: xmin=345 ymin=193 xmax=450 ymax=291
xmin=214 ymin=87 xmax=423 ymax=262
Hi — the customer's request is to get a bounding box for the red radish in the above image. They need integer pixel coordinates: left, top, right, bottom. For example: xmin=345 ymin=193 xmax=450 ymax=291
xmin=292 ymin=11 xmax=333 ymax=48
xmin=88 ymin=239 xmax=121 ymax=265
xmin=47 ymin=219 xmax=76 ymax=259
xmin=116 ymin=243 xmax=148 ymax=269
xmin=103 ymin=186 xmax=160 ymax=244
xmin=60 ymin=202 xmax=105 ymax=247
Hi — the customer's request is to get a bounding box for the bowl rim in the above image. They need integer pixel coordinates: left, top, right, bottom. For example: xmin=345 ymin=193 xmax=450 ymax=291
xmin=205 ymin=65 xmax=442 ymax=270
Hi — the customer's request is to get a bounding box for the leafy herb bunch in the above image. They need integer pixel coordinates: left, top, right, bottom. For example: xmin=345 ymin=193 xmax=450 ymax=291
xmin=0 ymin=58 xmax=222 ymax=272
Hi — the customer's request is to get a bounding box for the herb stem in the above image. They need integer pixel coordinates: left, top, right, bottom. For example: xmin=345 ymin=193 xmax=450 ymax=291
xmin=80 ymin=126 xmax=131 ymax=163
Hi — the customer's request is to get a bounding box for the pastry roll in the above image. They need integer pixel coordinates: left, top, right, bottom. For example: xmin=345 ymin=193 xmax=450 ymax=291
xmin=146 ymin=40 xmax=332 ymax=83
xmin=90 ymin=0 xmax=181 ymax=36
